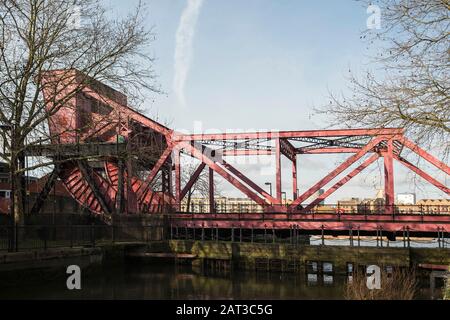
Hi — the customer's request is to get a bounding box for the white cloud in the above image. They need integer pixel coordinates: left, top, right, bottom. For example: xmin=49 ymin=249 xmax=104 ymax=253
xmin=173 ymin=0 xmax=204 ymax=107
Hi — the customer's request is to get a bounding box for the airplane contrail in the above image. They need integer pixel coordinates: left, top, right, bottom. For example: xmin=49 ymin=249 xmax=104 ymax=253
xmin=173 ymin=0 xmax=205 ymax=107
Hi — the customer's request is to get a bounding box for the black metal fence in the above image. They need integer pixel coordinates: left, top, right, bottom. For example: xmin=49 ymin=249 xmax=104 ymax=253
xmin=0 ymin=224 xmax=164 ymax=252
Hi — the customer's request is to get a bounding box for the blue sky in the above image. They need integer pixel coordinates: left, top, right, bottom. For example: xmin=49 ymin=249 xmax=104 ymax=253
xmin=106 ymin=0 xmax=448 ymax=202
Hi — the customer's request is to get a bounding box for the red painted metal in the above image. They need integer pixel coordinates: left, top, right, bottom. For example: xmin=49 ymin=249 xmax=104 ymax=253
xmin=172 ymin=128 xmax=404 ymax=141
xmin=174 ymin=149 xmax=181 ymax=208
xmin=275 ymin=138 xmax=282 ymax=204
xmin=180 ymin=163 xmax=206 ymax=200
xmin=169 ymin=212 xmax=450 ymax=233
xmin=209 ymin=167 xmax=214 ymax=213
xmin=289 ymin=136 xmax=384 ymax=209
xmin=384 ymin=140 xmax=395 ymax=214
xmin=401 ymin=137 xmax=450 ymax=176
xmin=303 ymin=154 xmax=380 ymax=212
xmin=178 ymin=141 xmax=268 ymax=206
xmin=221 ymin=160 xmax=277 ymax=204
xmin=137 ymin=146 xmax=173 ymax=202
xmin=394 ymin=155 xmax=450 ymax=196
xmin=40 ymin=70 xmax=449 ymax=234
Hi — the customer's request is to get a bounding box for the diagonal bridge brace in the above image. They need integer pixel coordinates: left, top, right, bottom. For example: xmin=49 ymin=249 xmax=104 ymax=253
xmin=399 ymin=137 xmax=450 ymax=176
xmin=303 ymin=153 xmax=380 ymax=212
xmin=178 ymin=141 xmax=268 ymax=206
xmin=289 ymin=136 xmax=384 ymax=210
xmin=394 ymin=155 xmax=450 ymax=196
xmin=221 ymin=160 xmax=278 ymax=204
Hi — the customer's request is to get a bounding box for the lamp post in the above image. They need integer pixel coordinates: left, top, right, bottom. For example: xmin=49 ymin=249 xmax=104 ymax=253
xmin=265 ymin=182 xmax=272 ymax=196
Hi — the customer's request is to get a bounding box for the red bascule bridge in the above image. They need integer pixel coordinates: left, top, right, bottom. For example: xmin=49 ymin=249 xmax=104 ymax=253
xmin=30 ymin=70 xmax=450 ymax=239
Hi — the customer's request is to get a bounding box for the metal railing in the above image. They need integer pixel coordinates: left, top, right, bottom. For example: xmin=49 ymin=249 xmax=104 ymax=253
xmin=168 ymin=224 xmax=449 ymax=249
xmin=0 ymin=224 xmax=164 ymax=252
xmin=174 ymin=203 xmax=450 ymax=215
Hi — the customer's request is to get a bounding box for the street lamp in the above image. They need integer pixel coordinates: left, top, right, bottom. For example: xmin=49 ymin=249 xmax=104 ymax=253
xmin=265 ymin=182 xmax=272 ymax=196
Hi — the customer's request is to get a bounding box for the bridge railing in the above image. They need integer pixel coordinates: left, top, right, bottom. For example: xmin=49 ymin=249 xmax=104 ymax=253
xmin=167 ymin=223 xmax=449 ymax=249
xmin=172 ymin=203 xmax=450 ymax=216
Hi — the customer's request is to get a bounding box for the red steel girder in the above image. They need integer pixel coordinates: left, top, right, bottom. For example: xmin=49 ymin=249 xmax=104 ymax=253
xmin=394 ymin=155 xmax=450 ymax=196
xmin=275 ymin=138 xmax=282 ymax=204
xmin=303 ymin=153 xmax=380 ymax=212
xmin=384 ymin=139 xmax=395 ymax=214
xmin=289 ymin=136 xmax=385 ymax=209
xmin=221 ymin=160 xmax=277 ymax=204
xmin=137 ymin=146 xmax=174 ymax=202
xmin=169 ymin=213 xmax=450 ymax=233
xmin=180 ymin=162 xmax=207 ymax=200
xmin=299 ymin=147 xmax=364 ymax=154
xmin=178 ymin=141 xmax=268 ymax=206
xmin=222 ymin=149 xmax=273 ymax=156
xmin=400 ymin=137 xmax=450 ymax=176
xmin=173 ymin=128 xmax=403 ymax=142
xmin=279 ymin=138 xmax=296 ymax=162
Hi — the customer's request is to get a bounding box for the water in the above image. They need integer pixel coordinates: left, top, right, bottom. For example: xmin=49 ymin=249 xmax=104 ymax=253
xmin=0 ymin=263 xmax=442 ymax=300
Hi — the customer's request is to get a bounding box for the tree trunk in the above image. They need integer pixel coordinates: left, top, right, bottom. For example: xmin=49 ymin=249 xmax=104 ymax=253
xmin=13 ymin=165 xmax=25 ymax=226
xmin=186 ymin=191 xmax=192 ymax=213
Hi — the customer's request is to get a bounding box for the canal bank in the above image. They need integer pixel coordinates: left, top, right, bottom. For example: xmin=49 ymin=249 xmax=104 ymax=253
xmin=0 ymin=240 xmax=448 ymax=291
xmin=131 ymin=240 xmax=450 ymax=275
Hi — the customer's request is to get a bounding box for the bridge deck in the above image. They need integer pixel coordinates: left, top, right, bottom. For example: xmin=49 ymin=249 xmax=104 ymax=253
xmin=168 ymin=212 xmax=450 ymax=233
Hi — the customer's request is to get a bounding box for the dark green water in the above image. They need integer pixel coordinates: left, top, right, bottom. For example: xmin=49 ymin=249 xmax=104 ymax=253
xmin=0 ymin=264 xmax=443 ymax=300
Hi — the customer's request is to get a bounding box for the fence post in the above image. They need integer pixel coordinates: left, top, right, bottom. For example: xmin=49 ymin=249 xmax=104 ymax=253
xmin=321 ymin=225 xmax=324 ymax=246
xmin=290 ymin=225 xmax=293 ymax=244
xmin=231 ymin=226 xmax=234 ymax=243
xmin=380 ymin=227 xmax=383 ymax=247
xmin=402 ymin=226 xmax=406 ymax=248
xmin=349 ymin=227 xmax=353 ymax=247
xmin=376 ymin=228 xmax=379 ymax=247
xmin=70 ymin=224 xmax=73 ymax=248
xmin=272 ymin=227 xmax=275 ymax=244
xmin=251 ymin=226 xmax=254 ymax=243
xmin=15 ymin=223 xmax=18 ymax=252
xmin=437 ymin=228 xmax=441 ymax=248
xmin=112 ymin=223 xmax=115 ymax=244
xmin=407 ymin=227 xmax=410 ymax=248
xmin=264 ymin=225 xmax=267 ymax=244
xmin=357 ymin=226 xmax=360 ymax=247
xmin=91 ymin=223 xmax=95 ymax=247
xmin=44 ymin=226 xmax=48 ymax=251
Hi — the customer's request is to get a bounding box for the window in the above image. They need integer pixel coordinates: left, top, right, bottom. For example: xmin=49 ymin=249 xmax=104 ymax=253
xmin=91 ymin=99 xmax=112 ymax=115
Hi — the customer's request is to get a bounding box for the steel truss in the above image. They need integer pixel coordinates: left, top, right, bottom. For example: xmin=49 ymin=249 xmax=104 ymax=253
xmin=34 ymin=70 xmax=450 ymax=235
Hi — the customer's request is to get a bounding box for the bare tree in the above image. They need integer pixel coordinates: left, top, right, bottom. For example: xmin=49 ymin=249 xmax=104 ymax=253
xmin=319 ymin=0 xmax=449 ymax=158
xmin=0 ymin=0 xmax=159 ymax=224
xmin=182 ymin=161 xmax=221 ymax=213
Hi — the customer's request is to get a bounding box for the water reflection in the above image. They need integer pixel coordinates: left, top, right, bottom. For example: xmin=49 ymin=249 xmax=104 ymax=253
xmin=0 ymin=263 xmax=442 ymax=300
